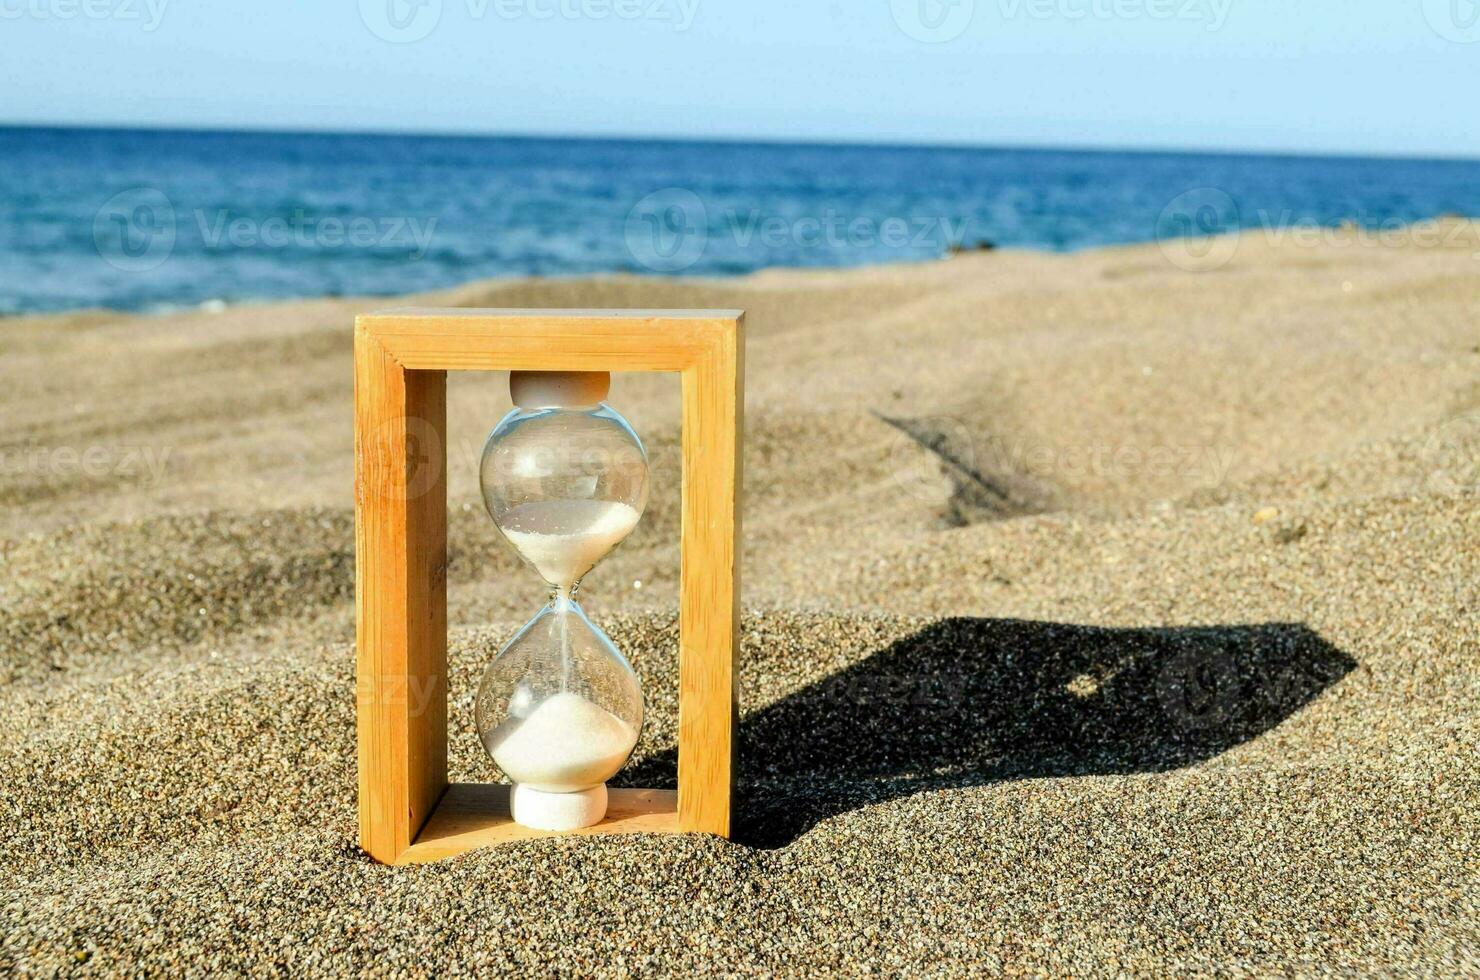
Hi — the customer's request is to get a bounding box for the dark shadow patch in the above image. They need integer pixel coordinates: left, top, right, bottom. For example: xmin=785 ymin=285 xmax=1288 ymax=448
xmin=623 ymin=618 xmax=1354 ymax=848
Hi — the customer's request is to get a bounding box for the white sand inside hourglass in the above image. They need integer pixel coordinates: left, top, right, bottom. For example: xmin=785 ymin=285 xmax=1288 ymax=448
xmin=490 ymin=691 xmax=638 ymax=791
xmin=499 ymin=499 xmax=641 ymax=589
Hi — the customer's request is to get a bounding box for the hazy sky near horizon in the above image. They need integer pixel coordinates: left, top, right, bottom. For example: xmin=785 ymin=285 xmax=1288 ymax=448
xmin=2 ymin=0 xmax=1477 ymax=157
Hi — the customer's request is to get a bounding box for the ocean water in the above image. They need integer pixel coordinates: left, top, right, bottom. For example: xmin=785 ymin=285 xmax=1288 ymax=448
xmin=2 ymin=126 xmax=1478 ymax=316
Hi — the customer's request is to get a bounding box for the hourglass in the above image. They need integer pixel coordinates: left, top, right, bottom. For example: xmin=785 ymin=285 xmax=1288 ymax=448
xmin=354 ymin=308 xmax=741 ymax=864
xmin=475 ymin=370 xmax=648 ymax=831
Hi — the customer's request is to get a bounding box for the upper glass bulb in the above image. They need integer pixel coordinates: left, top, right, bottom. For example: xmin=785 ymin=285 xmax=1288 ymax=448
xmin=479 ymin=373 xmax=650 ymax=592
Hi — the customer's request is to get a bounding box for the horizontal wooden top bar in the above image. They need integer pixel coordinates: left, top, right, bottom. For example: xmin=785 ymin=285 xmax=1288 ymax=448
xmin=369 ymin=307 xmax=744 ymax=320
xmin=357 ymin=308 xmax=742 ymax=373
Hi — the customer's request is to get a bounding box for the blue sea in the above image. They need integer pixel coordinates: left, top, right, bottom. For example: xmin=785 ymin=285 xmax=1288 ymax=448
xmin=2 ymin=126 xmax=1478 ymax=316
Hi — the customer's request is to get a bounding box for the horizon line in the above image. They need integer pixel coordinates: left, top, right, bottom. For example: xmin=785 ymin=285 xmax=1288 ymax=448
xmin=4 ymin=119 xmax=1478 ymax=166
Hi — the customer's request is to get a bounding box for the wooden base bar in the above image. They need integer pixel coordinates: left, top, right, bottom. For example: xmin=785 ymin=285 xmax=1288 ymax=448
xmin=396 ymin=784 xmax=680 ymax=864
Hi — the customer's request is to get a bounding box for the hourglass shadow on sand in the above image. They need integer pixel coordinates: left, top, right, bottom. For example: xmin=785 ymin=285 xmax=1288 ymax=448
xmin=622 ymin=618 xmax=1355 ymax=848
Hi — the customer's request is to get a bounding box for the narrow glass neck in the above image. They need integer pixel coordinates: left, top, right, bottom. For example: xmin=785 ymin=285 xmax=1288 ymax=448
xmin=548 ymin=583 xmax=580 ymax=605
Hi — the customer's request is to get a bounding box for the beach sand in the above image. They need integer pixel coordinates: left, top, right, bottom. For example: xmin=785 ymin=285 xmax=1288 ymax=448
xmin=2 ymin=224 xmax=1477 ymax=973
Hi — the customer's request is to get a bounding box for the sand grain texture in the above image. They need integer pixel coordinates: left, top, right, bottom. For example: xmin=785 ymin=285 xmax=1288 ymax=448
xmin=2 ymin=227 xmax=1477 ymax=974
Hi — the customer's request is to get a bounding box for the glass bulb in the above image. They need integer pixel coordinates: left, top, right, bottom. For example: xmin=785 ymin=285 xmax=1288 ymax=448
xmin=474 ymin=596 xmax=642 ymax=793
xmin=479 ymin=404 xmax=650 ymax=590
xmin=474 ymin=382 xmax=649 ymax=831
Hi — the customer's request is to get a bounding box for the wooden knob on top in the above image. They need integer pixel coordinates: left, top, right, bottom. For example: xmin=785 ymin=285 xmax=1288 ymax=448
xmin=509 ymin=371 xmax=611 ymax=409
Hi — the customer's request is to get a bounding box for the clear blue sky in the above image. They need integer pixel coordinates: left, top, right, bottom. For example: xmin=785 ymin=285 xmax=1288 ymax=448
xmin=3 ymin=0 xmax=1477 ymax=157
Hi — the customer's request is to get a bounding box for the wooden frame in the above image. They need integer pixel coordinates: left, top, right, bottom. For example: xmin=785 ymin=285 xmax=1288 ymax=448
xmin=354 ymin=309 xmax=743 ymax=865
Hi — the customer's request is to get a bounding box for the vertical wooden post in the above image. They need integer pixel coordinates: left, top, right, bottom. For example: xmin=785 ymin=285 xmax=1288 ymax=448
xmin=677 ymin=329 xmax=743 ymax=837
xmin=354 ymin=327 xmax=448 ymax=864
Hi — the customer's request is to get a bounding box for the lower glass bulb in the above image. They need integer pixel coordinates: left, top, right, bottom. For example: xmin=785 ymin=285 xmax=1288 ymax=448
xmin=475 ymin=594 xmax=643 ymax=829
